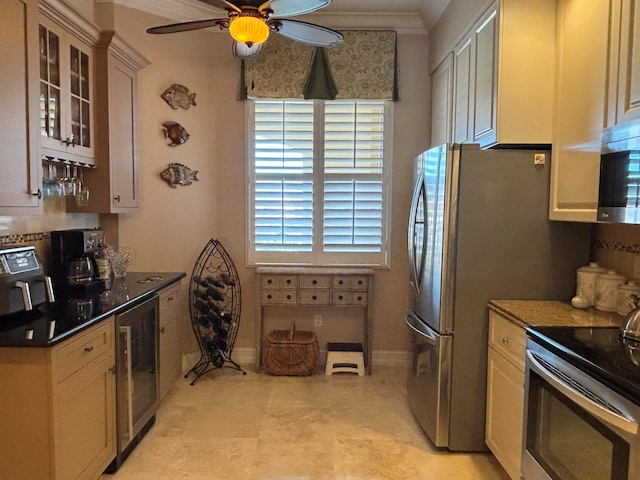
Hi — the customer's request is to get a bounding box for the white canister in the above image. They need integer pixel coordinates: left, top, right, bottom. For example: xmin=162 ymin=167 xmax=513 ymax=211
xmin=617 ymin=281 xmax=640 ymax=316
xmin=595 ymin=270 xmax=627 ymax=312
xmin=576 ymin=262 xmax=607 ymax=306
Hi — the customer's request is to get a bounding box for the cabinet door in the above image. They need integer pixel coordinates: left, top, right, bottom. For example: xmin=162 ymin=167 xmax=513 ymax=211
xmin=159 ymin=283 xmax=182 ymax=400
xmin=108 ymin=56 xmax=139 ymax=210
xmin=612 ymin=0 xmax=640 ymax=124
xmin=486 ymin=347 xmax=524 ymax=480
xmin=430 ymin=54 xmax=453 ymax=147
xmin=0 ymin=0 xmax=41 ymax=212
xmin=549 ymin=0 xmax=609 ymax=222
xmin=54 ymin=353 xmax=116 ymax=480
xmin=471 ymin=8 xmax=498 ymax=145
xmin=38 ymin=16 xmax=95 ymax=164
xmin=452 ymin=35 xmax=473 ymax=144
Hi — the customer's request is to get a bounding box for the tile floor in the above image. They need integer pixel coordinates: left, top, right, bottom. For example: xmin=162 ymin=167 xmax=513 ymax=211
xmin=101 ymin=366 xmax=510 ymax=480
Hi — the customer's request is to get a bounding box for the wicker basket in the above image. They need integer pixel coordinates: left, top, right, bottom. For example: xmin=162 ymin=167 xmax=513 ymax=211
xmin=263 ymin=323 xmax=319 ymax=376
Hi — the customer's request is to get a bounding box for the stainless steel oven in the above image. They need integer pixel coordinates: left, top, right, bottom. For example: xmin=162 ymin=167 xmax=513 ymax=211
xmin=106 ymin=294 xmax=160 ymax=472
xmin=523 ymin=336 xmax=640 ymax=480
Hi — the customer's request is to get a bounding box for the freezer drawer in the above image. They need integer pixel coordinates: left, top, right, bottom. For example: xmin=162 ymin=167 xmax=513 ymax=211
xmin=405 ymin=310 xmax=452 ymax=448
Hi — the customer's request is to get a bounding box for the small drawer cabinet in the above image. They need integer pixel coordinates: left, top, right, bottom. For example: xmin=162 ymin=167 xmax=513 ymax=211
xmin=256 ymin=268 xmax=374 ymax=374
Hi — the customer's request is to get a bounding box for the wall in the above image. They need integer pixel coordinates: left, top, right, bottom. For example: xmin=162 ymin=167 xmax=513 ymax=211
xmin=89 ymin=4 xmax=432 ymax=363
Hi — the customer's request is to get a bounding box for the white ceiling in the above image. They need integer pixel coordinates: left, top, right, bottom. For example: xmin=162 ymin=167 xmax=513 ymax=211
xmin=116 ymin=0 xmax=451 ymax=33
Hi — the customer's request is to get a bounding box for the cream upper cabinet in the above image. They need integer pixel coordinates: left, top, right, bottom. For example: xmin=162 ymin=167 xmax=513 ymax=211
xmin=0 ymin=0 xmax=42 ymax=213
xmin=69 ymin=31 xmax=149 ymax=213
xmin=447 ymin=0 xmax=555 ymax=147
xmin=607 ymin=0 xmax=640 ymax=126
xmin=485 ymin=310 xmax=526 ymax=480
xmin=430 ymin=54 xmax=453 ymax=147
xmin=38 ymin=0 xmax=99 ymax=165
xmin=549 ymin=0 xmax=610 ymax=222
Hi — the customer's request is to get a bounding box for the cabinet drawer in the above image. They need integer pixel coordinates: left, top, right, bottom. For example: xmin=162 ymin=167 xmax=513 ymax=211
xmin=332 ymin=291 xmax=368 ymax=305
xmin=299 ymin=289 xmax=331 ymax=305
xmin=261 ymin=290 xmax=298 ymax=304
xmin=299 ymin=275 xmax=331 ymax=289
xmin=489 ymin=311 xmax=526 ymax=372
xmin=332 ymin=275 xmax=369 ymax=290
xmin=159 ymin=283 xmax=180 ymax=320
xmin=54 ymin=318 xmax=114 ymax=384
xmin=262 ymin=275 xmax=297 ymax=289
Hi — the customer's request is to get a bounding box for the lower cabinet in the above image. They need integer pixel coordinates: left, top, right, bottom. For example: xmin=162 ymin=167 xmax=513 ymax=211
xmin=485 ymin=310 xmax=526 ymax=480
xmin=0 ymin=317 xmax=116 ymax=480
xmin=159 ymin=281 xmax=182 ymax=399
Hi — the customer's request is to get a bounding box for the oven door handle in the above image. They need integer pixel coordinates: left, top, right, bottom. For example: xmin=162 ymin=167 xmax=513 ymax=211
xmin=527 ymin=350 xmax=639 ymax=435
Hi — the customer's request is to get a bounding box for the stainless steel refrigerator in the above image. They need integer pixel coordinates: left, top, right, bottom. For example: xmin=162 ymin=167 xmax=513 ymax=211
xmin=405 ymin=143 xmax=591 ymax=451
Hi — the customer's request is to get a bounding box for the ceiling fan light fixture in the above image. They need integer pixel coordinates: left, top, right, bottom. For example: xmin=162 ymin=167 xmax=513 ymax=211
xmin=229 ymin=13 xmax=270 ymax=47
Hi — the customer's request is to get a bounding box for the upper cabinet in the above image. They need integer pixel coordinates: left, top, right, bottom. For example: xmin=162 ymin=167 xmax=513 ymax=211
xmin=435 ymin=0 xmax=556 ymax=148
xmin=68 ymin=31 xmax=149 ymax=214
xmin=38 ymin=0 xmax=99 ymax=165
xmin=430 ymin=54 xmax=453 ymax=147
xmin=0 ymin=0 xmax=42 ymax=214
xmin=607 ymin=0 xmax=640 ymax=126
xmin=549 ymin=0 xmax=611 ymax=222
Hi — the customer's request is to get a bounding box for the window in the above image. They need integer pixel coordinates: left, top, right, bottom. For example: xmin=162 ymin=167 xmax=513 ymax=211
xmin=247 ymin=99 xmax=392 ymax=266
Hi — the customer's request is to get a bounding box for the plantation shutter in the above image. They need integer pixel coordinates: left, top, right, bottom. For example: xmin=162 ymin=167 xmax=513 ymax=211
xmin=254 ymin=100 xmax=314 ymax=251
xmin=323 ymin=101 xmax=385 ymax=252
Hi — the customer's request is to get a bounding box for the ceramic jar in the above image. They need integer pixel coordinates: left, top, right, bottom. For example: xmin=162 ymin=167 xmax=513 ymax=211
xmin=617 ymin=281 xmax=640 ymax=316
xmin=595 ymin=270 xmax=626 ymax=312
xmin=576 ymin=262 xmax=607 ymax=306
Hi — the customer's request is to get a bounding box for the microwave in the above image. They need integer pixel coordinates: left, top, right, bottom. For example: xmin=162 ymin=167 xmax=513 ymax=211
xmin=598 ymin=119 xmax=640 ymax=223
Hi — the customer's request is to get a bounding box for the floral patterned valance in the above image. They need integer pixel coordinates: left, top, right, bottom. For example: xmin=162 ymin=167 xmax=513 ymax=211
xmin=241 ymin=30 xmax=398 ymax=101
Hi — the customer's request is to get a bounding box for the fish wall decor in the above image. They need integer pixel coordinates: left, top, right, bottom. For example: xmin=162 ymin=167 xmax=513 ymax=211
xmin=162 ymin=121 xmax=189 ymax=147
xmin=160 ymin=163 xmax=199 ymax=188
xmin=161 ymin=84 xmax=196 ymax=110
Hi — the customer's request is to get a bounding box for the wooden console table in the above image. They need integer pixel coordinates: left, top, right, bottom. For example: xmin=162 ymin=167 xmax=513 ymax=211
xmin=255 ymin=267 xmax=374 ymax=374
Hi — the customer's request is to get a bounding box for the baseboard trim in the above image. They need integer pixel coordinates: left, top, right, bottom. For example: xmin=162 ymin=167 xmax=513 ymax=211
xmin=182 ymin=348 xmax=410 ymax=373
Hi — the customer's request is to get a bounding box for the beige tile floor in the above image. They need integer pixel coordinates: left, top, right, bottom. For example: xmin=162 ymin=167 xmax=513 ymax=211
xmin=101 ymin=366 xmax=509 ymax=480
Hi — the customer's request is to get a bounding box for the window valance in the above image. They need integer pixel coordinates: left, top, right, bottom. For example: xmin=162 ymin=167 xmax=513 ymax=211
xmin=240 ymin=30 xmax=398 ymax=101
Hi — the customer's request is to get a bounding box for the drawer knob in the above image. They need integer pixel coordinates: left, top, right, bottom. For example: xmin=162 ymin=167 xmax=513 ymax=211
xmin=312 ymin=295 xmax=317 ymax=300
xmin=267 ymin=279 xmax=273 ymax=284
xmin=312 ymin=280 xmax=317 ymax=285
xmin=338 ymin=280 xmax=344 ymax=285
xmin=286 ymin=294 xmax=291 ymax=300
xmin=267 ymin=294 xmax=272 ymax=299
xmin=357 ymin=296 xmax=362 ymax=301
xmin=358 ymin=280 xmax=363 ymax=285
xmin=286 ymin=279 xmax=291 ymax=284
xmin=84 ymin=345 xmax=94 ymax=353
xmin=502 ymin=337 xmax=509 ymax=344
xmin=338 ymin=295 xmax=344 ymax=300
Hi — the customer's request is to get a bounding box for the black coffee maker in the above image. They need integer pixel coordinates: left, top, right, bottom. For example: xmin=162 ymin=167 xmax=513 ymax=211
xmin=51 ymin=229 xmax=105 ymax=296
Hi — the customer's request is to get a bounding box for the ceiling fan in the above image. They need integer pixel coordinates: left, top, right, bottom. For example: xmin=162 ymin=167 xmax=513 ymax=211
xmin=147 ymin=0 xmax=343 ymax=58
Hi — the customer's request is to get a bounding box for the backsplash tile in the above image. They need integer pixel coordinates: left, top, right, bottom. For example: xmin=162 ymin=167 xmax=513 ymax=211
xmin=592 ymin=223 xmax=640 ymax=280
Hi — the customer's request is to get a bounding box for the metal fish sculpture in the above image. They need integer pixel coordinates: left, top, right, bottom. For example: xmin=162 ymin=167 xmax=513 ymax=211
xmin=161 ymin=84 xmax=196 ymax=110
xmin=160 ymin=163 xmax=199 ymax=188
xmin=162 ymin=121 xmax=189 ymax=147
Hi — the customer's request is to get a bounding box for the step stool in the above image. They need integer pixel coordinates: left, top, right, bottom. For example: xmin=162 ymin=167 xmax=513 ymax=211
xmin=325 ymin=342 xmax=365 ymax=376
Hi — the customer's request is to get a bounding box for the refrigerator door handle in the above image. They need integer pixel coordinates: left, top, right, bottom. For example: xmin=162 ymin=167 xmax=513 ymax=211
xmin=405 ymin=311 xmax=438 ymax=345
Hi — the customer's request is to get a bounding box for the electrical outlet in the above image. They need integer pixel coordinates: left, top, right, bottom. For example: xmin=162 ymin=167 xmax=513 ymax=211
xmin=313 ymin=314 xmax=322 ymax=327
xmin=534 ymin=153 xmax=546 ymax=165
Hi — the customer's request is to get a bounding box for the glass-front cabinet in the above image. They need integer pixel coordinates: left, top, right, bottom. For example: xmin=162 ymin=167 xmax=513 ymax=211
xmin=38 ymin=15 xmax=95 ymax=164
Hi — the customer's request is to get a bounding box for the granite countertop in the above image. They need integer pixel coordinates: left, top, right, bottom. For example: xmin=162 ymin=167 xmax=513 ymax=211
xmin=488 ymin=299 xmax=626 ymax=329
xmin=0 ymin=271 xmax=186 ymax=347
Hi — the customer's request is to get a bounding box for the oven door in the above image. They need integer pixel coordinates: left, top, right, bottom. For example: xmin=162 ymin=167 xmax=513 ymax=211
xmin=522 ymin=340 xmax=640 ymax=480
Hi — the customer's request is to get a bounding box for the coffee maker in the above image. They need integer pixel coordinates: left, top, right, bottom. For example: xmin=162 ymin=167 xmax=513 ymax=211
xmin=51 ymin=229 xmax=105 ymax=296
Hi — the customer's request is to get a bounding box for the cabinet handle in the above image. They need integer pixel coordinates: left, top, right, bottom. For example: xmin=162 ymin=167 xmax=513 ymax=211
xmin=62 ymin=136 xmax=76 ymax=147
xmin=168 ymin=296 xmax=175 ymax=302
xmin=160 ymin=326 xmax=166 ymax=334
xmin=110 ymin=365 xmax=117 ymax=375
xmin=32 ymin=189 xmax=42 ymax=199
xmin=502 ymin=337 xmax=509 ymax=344
xmin=84 ymin=345 xmax=94 ymax=353
xmin=113 ymin=195 xmax=121 ymax=202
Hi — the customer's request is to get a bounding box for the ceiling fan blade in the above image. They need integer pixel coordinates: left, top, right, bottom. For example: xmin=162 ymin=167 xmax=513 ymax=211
xmin=146 ymin=18 xmax=228 ymax=34
xmin=271 ymin=19 xmax=342 ymax=47
xmin=198 ymin=0 xmax=242 ymax=13
xmin=264 ymin=0 xmax=332 ymax=18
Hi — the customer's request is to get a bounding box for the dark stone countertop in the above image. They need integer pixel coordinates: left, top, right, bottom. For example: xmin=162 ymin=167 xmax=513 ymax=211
xmin=0 ymin=271 xmax=186 ymax=347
